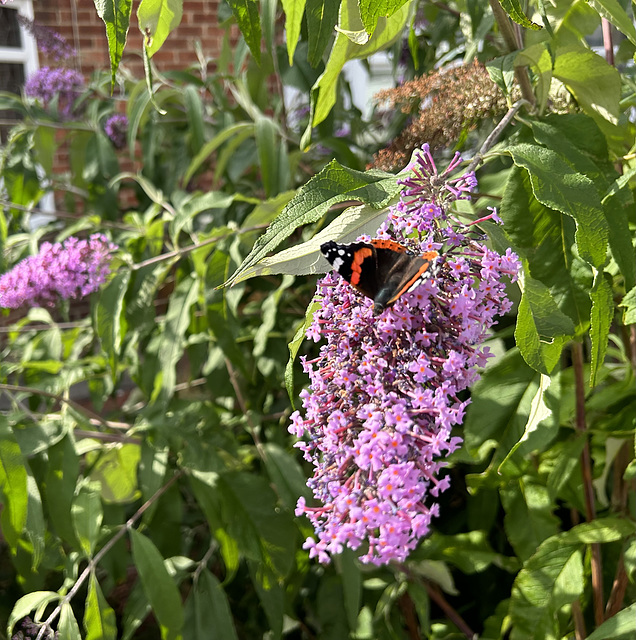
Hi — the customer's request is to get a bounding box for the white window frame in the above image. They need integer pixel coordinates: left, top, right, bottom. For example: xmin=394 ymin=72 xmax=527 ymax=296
xmin=0 ymin=0 xmax=39 ymax=82
xmin=1 ymin=0 xmax=56 ymax=221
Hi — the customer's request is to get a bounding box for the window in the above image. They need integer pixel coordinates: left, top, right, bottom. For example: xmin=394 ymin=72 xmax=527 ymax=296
xmin=0 ymin=0 xmax=38 ymax=140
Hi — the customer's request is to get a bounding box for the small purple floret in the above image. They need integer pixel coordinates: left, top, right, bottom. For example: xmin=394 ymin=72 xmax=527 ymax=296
xmin=0 ymin=234 xmax=117 ymax=309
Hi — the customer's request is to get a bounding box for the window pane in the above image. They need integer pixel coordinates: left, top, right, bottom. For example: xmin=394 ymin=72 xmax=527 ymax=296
xmin=0 ymin=8 xmax=23 ymax=48
xmin=0 ymin=61 xmax=25 ymax=94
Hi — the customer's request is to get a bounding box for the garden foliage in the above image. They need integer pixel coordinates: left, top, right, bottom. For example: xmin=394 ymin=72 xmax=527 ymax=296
xmin=0 ymin=0 xmax=635 ymax=638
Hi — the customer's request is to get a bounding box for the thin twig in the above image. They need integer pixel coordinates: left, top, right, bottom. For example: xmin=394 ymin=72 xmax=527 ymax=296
xmin=0 ymin=198 xmax=136 ymax=231
xmin=131 ymin=224 xmax=268 ymax=271
xmin=0 ymin=383 xmax=111 ymax=430
xmin=425 ymin=582 xmax=476 ymax=639
xmin=35 ymin=470 xmax=184 ymax=640
xmin=466 ymin=99 xmax=530 ymax=174
xmin=571 ymin=343 xmax=604 ymax=627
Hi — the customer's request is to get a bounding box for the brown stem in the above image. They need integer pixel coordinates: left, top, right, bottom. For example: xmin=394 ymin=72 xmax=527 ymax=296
xmin=601 ymin=18 xmax=614 ymax=66
xmin=571 ymin=343 xmax=604 ymax=627
xmin=572 ymin=600 xmax=586 ymax=640
xmin=605 ymin=554 xmax=628 ymax=619
xmin=398 ymin=592 xmax=421 ymax=640
xmin=488 ymin=0 xmax=536 ymax=108
xmin=425 ymin=582 xmax=475 ymax=639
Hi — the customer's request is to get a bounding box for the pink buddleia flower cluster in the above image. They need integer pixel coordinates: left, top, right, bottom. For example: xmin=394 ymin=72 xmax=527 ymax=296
xmin=0 ymin=234 xmax=117 ymax=309
xmin=289 ymin=145 xmax=520 ymax=565
xmin=24 ymin=66 xmax=85 ymax=121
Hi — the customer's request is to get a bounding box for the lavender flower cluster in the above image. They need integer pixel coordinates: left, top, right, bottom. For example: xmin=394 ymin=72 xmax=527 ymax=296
xmin=289 ymin=145 xmax=520 ymax=565
xmin=17 ymin=14 xmax=76 ymax=61
xmin=103 ymin=113 xmax=129 ymax=149
xmin=0 ymin=234 xmax=116 ymax=309
xmin=24 ymin=66 xmax=85 ymax=121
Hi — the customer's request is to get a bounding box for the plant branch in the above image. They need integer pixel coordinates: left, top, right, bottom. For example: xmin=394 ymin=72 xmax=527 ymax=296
xmin=35 ymin=470 xmax=184 ymax=640
xmin=571 ymin=342 xmax=604 ymax=626
xmin=132 ymin=224 xmax=268 ymax=270
xmin=0 ymin=383 xmax=111 ymax=430
xmin=488 ymin=0 xmax=535 ymax=107
xmin=466 ymin=99 xmax=530 ymax=173
xmin=425 ymin=582 xmax=475 ymax=639
xmin=0 ymin=199 xmax=135 ymax=230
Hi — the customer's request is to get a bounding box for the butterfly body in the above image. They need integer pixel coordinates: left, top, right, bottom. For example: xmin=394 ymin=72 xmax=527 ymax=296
xmin=320 ymin=239 xmax=438 ymax=314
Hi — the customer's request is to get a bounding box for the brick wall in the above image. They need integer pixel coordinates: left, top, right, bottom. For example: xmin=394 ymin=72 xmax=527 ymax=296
xmin=32 ymin=0 xmax=226 ymax=75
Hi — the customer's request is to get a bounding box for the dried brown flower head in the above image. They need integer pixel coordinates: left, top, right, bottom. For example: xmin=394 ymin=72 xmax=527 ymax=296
xmin=370 ymin=61 xmax=508 ymax=172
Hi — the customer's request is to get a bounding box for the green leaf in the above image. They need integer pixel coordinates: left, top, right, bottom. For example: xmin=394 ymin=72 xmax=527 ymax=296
xmin=184 ymin=85 xmax=205 ymax=155
xmin=603 ymin=178 xmax=636 ymax=293
xmin=306 ymin=0 xmax=412 ymax=135
xmin=182 ymin=122 xmax=255 ymax=186
xmin=138 ymin=443 xmax=169 ymax=525
xmin=585 ymin=0 xmax=636 ymax=45
xmin=95 ymin=270 xmax=131 ymax=383
xmin=7 ymin=592 xmax=59 ymax=638
xmin=130 ymin=529 xmax=184 ymax=636
xmin=88 ymin=443 xmax=141 ymax=504
xmin=499 ymin=0 xmax=542 ymax=30
xmin=463 ymin=348 xmax=538 ymax=461
xmin=84 ymin=573 xmax=117 ymax=640
xmin=359 ymin=0 xmax=411 ymax=33
xmin=227 ymin=0 xmax=262 ymax=64
xmin=72 ymin=483 xmax=104 ymax=557
xmin=589 ymin=272 xmax=613 ymax=385
xmin=137 ymin=0 xmax=183 ymax=57
xmin=121 ymin=580 xmax=151 ymax=640
xmin=0 ymin=417 xmax=28 ymax=550
xmin=262 ymin=443 xmax=311 ymax=511
xmin=151 ymin=273 xmax=199 ymax=404
xmin=25 ymin=467 xmax=46 ymax=569
xmin=515 ymin=274 xmax=575 ymax=375
xmin=500 ymin=165 xmax=591 ymax=329
xmin=46 ymin=435 xmax=80 ymax=546
xmin=185 ymin=568 xmax=238 ymax=640
xmin=94 ymin=0 xmax=133 ymax=86
xmin=239 ymin=200 xmax=395 ymax=282
xmin=509 ymin=519 xmax=636 ymax=637
xmin=249 ymin=561 xmax=284 ymax=639
xmin=286 ymin=298 xmax=321 ymax=402
xmin=619 ymin=287 xmax=636 ymax=325
xmin=281 ymin=0 xmax=307 ymax=64
xmin=253 ymin=275 xmax=295 ymax=358
xmin=306 ymin=0 xmax=340 ymax=66
xmin=553 ymin=47 xmax=621 ymax=124
xmin=499 ymin=372 xmax=560 ymax=475
xmin=255 ymin=116 xmax=288 ymax=197
xmin=223 ymin=161 xmax=399 ymax=287
xmin=515 ymin=44 xmax=552 ymax=113
xmin=586 ymin=603 xmax=636 ymax=640
xmin=336 ymin=548 xmax=362 ymax=630
xmin=59 ymin=602 xmax=82 ymax=640
xmin=507 ymin=143 xmax=609 ymax=268
xmin=501 ymin=478 xmax=560 ymax=562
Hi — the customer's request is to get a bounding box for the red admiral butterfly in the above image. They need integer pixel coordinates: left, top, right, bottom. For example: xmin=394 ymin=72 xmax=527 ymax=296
xmin=321 ymin=239 xmax=438 ymax=314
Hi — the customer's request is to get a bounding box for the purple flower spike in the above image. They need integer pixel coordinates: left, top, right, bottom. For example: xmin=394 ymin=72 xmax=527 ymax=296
xmin=0 ymin=234 xmax=117 ymax=309
xmin=290 ymin=145 xmax=520 ymax=565
xmin=24 ymin=67 xmax=85 ymax=121
xmin=104 ymin=113 xmax=129 ymax=149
